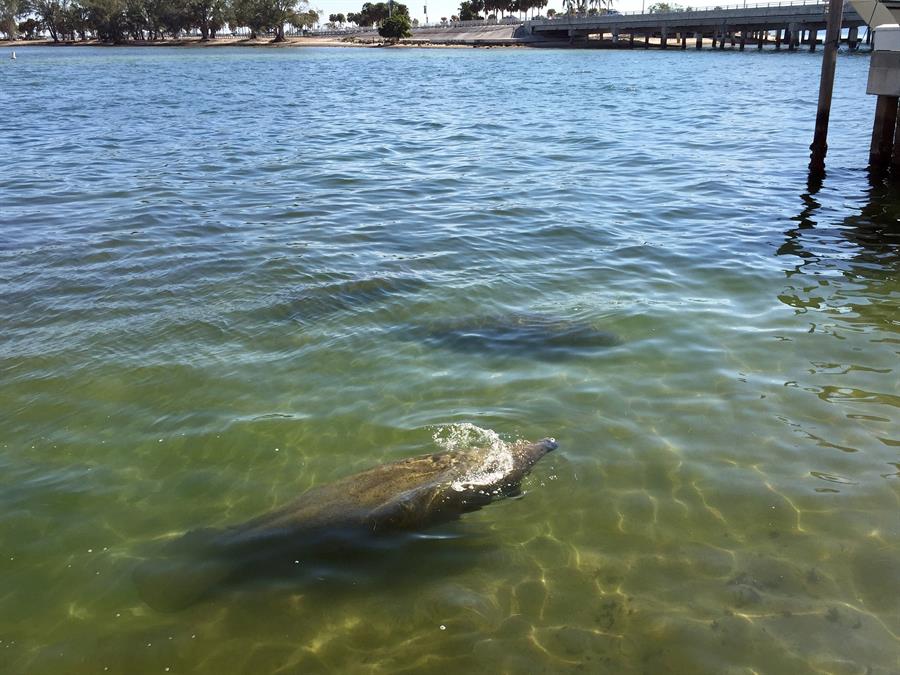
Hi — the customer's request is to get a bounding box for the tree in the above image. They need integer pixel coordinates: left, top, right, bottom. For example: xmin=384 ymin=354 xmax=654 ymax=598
xmin=457 ymin=0 xmax=481 ymax=20
xmin=377 ymin=11 xmax=408 ymax=38
xmin=647 ymin=2 xmax=683 ymax=12
xmin=0 ymin=0 xmax=25 ymax=39
xmin=34 ymin=0 xmax=70 ymax=41
xmin=350 ymin=1 xmax=407 ymax=27
xmin=231 ymin=0 xmax=266 ymax=36
xmin=186 ymin=0 xmax=227 ymax=40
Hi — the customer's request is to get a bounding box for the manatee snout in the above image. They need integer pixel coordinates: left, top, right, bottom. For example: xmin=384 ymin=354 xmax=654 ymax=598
xmin=538 ymin=438 xmax=558 ymax=453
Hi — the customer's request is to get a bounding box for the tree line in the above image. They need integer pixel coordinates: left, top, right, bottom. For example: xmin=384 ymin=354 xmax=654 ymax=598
xmin=0 ymin=0 xmax=320 ymax=42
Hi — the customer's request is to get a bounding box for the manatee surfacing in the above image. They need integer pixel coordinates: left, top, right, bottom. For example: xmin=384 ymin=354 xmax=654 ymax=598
xmin=134 ymin=437 xmax=558 ymax=610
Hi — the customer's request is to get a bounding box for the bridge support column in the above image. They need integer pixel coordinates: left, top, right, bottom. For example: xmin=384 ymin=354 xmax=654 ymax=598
xmin=775 ymin=28 xmax=781 ymax=50
xmin=758 ymin=29 xmax=765 ymax=50
xmin=681 ymin=32 xmax=687 ymax=49
xmin=869 ymin=95 xmax=899 ymax=169
xmin=612 ymin=27 xmax=619 ymax=44
xmin=644 ymin=33 xmax=650 ymax=48
xmin=695 ymin=32 xmax=702 ymax=49
xmin=719 ymin=28 xmax=726 ymax=50
xmin=809 ymin=27 xmax=817 ymax=52
xmin=788 ymin=23 xmax=799 ymax=51
xmin=629 ymin=33 xmax=634 ymax=48
xmin=848 ymin=26 xmax=858 ymax=51
xmin=660 ymin=26 xmax=668 ymax=49
xmin=711 ymin=34 xmax=717 ymax=49
xmin=730 ymin=32 xmax=736 ymax=48
xmin=739 ymin=31 xmax=746 ymax=51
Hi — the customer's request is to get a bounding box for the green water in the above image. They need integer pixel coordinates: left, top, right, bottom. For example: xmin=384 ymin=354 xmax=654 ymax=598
xmin=0 ymin=46 xmax=897 ymax=674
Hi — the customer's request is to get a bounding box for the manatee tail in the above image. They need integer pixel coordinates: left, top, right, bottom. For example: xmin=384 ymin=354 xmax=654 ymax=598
xmin=132 ymin=527 xmax=235 ymax=612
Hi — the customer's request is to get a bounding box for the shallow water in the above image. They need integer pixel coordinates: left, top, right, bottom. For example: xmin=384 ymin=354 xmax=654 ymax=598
xmin=1 ymin=45 xmax=898 ymax=674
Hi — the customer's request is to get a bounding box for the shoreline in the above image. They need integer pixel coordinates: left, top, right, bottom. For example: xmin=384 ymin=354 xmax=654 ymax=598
xmin=0 ymin=35 xmax=519 ymax=49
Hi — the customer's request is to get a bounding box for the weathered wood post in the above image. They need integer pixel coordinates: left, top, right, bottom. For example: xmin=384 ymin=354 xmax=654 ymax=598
xmin=661 ymin=25 xmax=668 ymax=49
xmin=808 ymin=0 xmax=845 ymax=176
xmin=629 ymin=33 xmax=635 ymax=48
xmin=775 ymin=28 xmax=782 ymax=50
xmin=681 ymin=32 xmax=687 ymax=49
xmin=848 ymin=26 xmax=858 ymax=50
xmin=866 ymin=25 xmax=900 ymax=169
xmin=758 ymin=29 xmax=765 ymax=50
xmin=809 ymin=27 xmax=818 ymax=52
xmin=695 ymin=32 xmax=702 ymax=49
xmin=739 ymin=31 xmax=746 ymax=50
xmin=711 ymin=34 xmax=717 ymax=48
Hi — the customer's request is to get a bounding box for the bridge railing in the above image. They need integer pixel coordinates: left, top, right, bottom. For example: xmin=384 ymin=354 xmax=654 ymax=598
xmin=528 ymin=0 xmax=827 ymax=24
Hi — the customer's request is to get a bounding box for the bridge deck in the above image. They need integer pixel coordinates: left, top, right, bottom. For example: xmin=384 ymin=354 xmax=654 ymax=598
xmin=526 ymin=2 xmax=865 ymax=38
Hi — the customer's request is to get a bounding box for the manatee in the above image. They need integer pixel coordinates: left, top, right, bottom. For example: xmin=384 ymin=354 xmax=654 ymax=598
xmin=416 ymin=313 xmax=619 ymax=357
xmin=134 ymin=437 xmax=558 ymax=611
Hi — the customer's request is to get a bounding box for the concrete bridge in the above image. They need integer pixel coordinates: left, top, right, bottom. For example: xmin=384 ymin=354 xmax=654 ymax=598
xmin=522 ymin=1 xmax=868 ymax=50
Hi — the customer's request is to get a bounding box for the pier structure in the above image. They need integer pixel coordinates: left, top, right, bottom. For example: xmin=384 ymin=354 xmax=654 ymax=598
xmin=523 ymin=2 xmax=866 ymax=50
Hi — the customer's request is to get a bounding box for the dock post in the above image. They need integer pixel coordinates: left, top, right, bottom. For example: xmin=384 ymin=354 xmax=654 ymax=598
xmin=629 ymin=33 xmax=634 ymax=48
xmin=789 ymin=23 xmax=799 ymax=51
xmin=612 ymin=27 xmax=619 ymax=44
xmin=866 ymin=26 xmax=900 ymax=169
xmin=808 ymin=0 xmax=848 ymax=175
xmin=758 ymin=29 xmax=765 ymax=50
xmin=775 ymin=28 xmax=782 ymax=50
xmin=730 ymin=32 xmax=736 ymax=48
xmin=848 ymin=26 xmax=858 ymax=51
xmin=869 ymin=95 xmax=899 ymax=168
xmin=661 ymin=26 xmax=668 ymax=49
xmin=695 ymin=32 xmax=702 ymax=49
xmin=644 ymin=32 xmax=650 ymax=48
xmin=681 ymin=32 xmax=687 ymax=49
xmin=719 ymin=27 xmax=726 ymax=49
xmin=711 ymin=34 xmax=717 ymax=48
xmin=739 ymin=32 xmax=746 ymax=51
xmin=809 ymin=27 xmax=817 ymax=52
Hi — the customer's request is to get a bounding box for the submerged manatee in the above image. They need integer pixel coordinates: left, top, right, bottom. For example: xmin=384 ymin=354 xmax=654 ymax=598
xmin=134 ymin=437 xmax=558 ymax=610
xmin=417 ymin=313 xmax=619 ymax=357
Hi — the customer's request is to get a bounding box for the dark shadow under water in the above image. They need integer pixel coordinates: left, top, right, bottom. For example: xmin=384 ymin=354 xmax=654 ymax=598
xmin=132 ymin=523 xmax=499 ymax=613
xmin=407 ymin=312 xmax=622 ymax=360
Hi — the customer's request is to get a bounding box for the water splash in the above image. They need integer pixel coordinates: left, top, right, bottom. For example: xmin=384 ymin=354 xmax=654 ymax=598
xmin=431 ymin=423 xmax=515 ymax=493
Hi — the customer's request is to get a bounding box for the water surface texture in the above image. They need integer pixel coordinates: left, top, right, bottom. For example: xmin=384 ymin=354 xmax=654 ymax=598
xmin=1 ymin=46 xmax=898 ymax=674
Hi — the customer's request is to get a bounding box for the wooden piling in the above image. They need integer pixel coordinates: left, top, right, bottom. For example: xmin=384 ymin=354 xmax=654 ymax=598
xmin=758 ymin=29 xmax=765 ymax=50
xmin=739 ymin=32 xmax=746 ymax=51
xmin=869 ymin=95 xmax=899 ymax=168
xmin=809 ymin=0 xmax=848 ymax=176
xmin=809 ymin=27 xmax=817 ymax=52
xmin=681 ymin=32 xmax=687 ymax=49
xmin=696 ymin=32 xmax=702 ymax=49
xmin=775 ymin=28 xmax=781 ymax=50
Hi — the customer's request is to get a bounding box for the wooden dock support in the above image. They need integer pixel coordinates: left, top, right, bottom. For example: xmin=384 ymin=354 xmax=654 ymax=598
xmin=809 ymin=27 xmax=817 ymax=52
xmin=739 ymin=32 xmax=746 ymax=51
xmin=869 ymin=95 xmax=899 ymax=168
xmin=758 ymin=29 xmax=765 ymax=50
xmin=681 ymin=32 xmax=687 ymax=49
xmin=661 ymin=26 xmax=668 ymax=49
xmin=775 ymin=28 xmax=781 ymax=50
xmin=696 ymin=32 xmax=702 ymax=49
xmin=808 ymin=0 xmax=846 ymax=176
xmin=629 ymin=33 xmax=634 ymax=48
